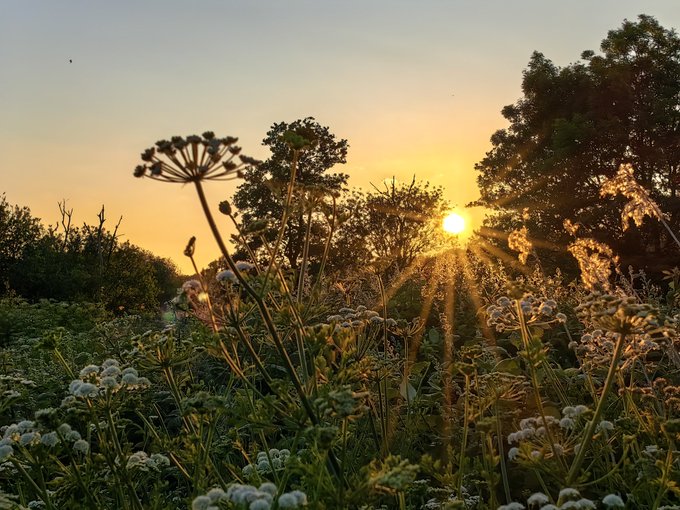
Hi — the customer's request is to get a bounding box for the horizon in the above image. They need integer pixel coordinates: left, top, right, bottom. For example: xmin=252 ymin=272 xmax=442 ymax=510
xmin=2 ymin=1 xmax=679 ymax=273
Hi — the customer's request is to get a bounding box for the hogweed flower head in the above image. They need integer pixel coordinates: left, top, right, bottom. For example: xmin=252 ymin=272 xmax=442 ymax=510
xmin=134 ymin=132 xmax=261 ymax=183
xmin=600 ymin=163 xmax=666 ymax=231
xmin=575 ymin=292 xmax=659 ymax=335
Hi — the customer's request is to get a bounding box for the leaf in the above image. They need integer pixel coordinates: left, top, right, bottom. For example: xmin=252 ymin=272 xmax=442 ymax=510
xmin=494 ymin=358 xmax=521 ymax=375
xmin=400 ymin=380 xmax=417 ymax=401
xmin=409 ymin=361 xmax=429 ymax=375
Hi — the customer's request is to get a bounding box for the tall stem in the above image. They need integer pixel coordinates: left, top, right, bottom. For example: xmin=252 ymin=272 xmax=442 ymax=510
xmin=566 ymin=332 xmax=626 ymax=486
xmin=516 ymin=303 xmax=567 ymax=473
xmin=192 ymin=179 xmax=343 ymax=482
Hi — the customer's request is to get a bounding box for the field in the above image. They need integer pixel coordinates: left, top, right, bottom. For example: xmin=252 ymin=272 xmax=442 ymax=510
xmin=2 ymin=132 xmax=680 ymax=510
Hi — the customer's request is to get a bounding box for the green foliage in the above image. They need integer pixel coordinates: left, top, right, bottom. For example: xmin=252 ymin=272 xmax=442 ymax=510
xmin=5 ymin=17 xmax=680 ymax=507
xmin=473 ymin=14 xmax=680 ymax=272
xmin=232 ymin=117 xmax=348 ymax=271
xmin=333 ymin=177 xmax=451 ymax=276
xmin=0 ymin=198 xmax=181 ymax=312
xmin=0 ymin=194 xmax=43 ymax=288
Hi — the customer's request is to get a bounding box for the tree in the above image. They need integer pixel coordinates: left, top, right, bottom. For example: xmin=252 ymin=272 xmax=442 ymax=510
xmin=472 ymin=15 xmax=680 ymax=270
xmin=231 ymin=117 xmax=349 ymax=271
xmin=0 ymin=194 xmax=43 ymax=288
xmin=334 ymin=177 xmax=450 ymax=276
xmin=2 ymin=197 xmax=181 ymax=311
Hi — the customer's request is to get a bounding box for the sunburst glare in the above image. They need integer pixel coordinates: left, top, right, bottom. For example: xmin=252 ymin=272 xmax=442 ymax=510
xmin=443 ymin=212 xmax=466 ymax=234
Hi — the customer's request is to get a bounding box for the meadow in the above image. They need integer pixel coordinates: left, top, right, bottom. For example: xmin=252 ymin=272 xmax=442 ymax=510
xmin=1 ymin=127 xmax=680 ymax=510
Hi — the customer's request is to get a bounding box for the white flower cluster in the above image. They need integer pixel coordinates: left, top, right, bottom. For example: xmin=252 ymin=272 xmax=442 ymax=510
xmin=126 ymin=451 xmax=170 ymax=472
xmin=0 ymin=374 xmax=35 ymax=403
xmin=216 ymin=261 xmax=256 ymax=284
xmin=242 ymin=449 xmax=291 ymax=478
xmin=501 ymin=488 xmax=622 ymax=509
xmin=66 ymin=359 xmax=150 ymax=401
xmin=327 ymin=306 xmax=397 ymax=330
xmin=192 ymin=483 xmax=307 ymax=510
xmin=0 ymin=421 xmax=88 ymax=461
xmin=486 ymin=295 xmax=565 ymax=332
xmin=506 ymin=412 xmax=584 ymax=463
xmin=572 ymin=325 xmax=661 ymax=369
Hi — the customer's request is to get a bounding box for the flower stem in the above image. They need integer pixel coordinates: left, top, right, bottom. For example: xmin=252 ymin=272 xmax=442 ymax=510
xmin=566 ymin=332 xmax=626 ymax=486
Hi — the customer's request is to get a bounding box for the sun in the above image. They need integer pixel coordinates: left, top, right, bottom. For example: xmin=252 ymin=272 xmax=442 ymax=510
xmin=443 ymin=212 xmax=466 ymax=234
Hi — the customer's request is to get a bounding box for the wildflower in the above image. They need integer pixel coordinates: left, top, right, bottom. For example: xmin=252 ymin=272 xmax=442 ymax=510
xmin=17 ymin=421 xmax=34 ymax=432
xmin=73 ymin=439 xmax=89 ymax=454
xmin=182 ymin=280 xmax=202 ymax=293
xmin=508 ymin=226 xmax=532 ymax=264
xmin=251 ymin=501 xmax=271 ymax=510
xmin=216 ymin=270 xmax=238 ymax=284
xmin=101 ymin=365 xmax=121 ymax=378
xmin=602 ymin=494 xmax=625 ymax=508
xmin=559 ymin=417 xmax=574 ymax=430
xmin=235 ymin=261 xmax=255 ymax=271
xmin=75 ymin=383 xmax=98 ymax=398
xmin=508 ymin=447 xmax=520 ymax=461
xmin=121 ymin=367 xmax=139 ymax=378
xmin=134 ymin=133 xmax=260 ymax=183
xmin=40 ymin=432 xmax=59 ymax=448
xmin=575 ymin=293 xmax=659 ymax=335
xmin=600 ymin=163 xmax=666 ymax=230
xmin=259 ymin=483 xmax=277 ymax=496
xmin=288 ymin=490 xmax=307 ymax=506
xmin=527 ymin=493 xmax=549 ymax=506
xmin=558 ymin=488 xmax=580 ymax=501
xmin=78 ymin=365 xmax=100 ymax=378
xmin=597 ymin=420 xmax=614 ymax=432
xmin=191 ymin=496 xmax=213 ymax=510
xmin=575 ymin=499 xmax=596 ymax=509
xmin=498 ymin=503 xmax=525 ymax=510
xmin=100 ymin=376 xmax=120 ymax=390
xmin=563 ymin=218 xmax=580 ymax=236
xmin=277 ymin=494 xmax=298 ymax=509
xmin=0 ymin=445 xmax=13 ymax=462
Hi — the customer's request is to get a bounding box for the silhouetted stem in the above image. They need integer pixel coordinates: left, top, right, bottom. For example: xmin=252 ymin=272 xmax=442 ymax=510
xmin=566 ymin=332 xmax=626 ymax=486
xmin=192 ymin=180 xmax=343 ymax=482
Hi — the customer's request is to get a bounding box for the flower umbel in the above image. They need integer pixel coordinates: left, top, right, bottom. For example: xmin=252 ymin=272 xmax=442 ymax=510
xmin=134 ymin=132 xmax=260 ymax=183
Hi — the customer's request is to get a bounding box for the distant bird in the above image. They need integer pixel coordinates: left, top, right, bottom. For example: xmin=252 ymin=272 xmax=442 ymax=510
xmin=69 ymin=59 xmax=72 ymax=63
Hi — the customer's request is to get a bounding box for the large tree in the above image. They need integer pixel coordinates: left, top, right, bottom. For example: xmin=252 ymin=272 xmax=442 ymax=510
xmin=334 ymin=177 xmax=450 ymax=276
xmin=232 ymin=117 xmax=348 ymax=271
xmin=472 ymin=15 xmax=680 ymax=270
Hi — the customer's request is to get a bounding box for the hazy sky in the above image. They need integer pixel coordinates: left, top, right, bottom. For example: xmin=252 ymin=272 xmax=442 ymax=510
xmin=2 ymin=1 xmax=679 ymax=273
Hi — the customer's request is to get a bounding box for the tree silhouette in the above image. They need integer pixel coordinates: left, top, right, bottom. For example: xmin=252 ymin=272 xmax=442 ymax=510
xmin=473 ymin=15 xmax=680 ymax=270
xmin=232 ymin=118 xmax=348 ymax=271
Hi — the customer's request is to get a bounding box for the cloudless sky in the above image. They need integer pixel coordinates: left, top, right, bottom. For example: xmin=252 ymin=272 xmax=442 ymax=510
xmin=2 ymin=1 xmax=679 ymax=273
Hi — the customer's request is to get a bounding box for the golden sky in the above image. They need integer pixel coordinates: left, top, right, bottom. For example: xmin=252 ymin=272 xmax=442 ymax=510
xmin=2 ymin=1 xmax=679 ymax=273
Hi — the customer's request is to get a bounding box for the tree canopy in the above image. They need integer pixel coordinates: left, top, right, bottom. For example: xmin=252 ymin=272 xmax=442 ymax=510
xmin=473 ymin=15 xmax=680 ymax=270
xmin=232 ymin=117 xmax=349 ymax=271
xmin=0 ymin=197 xmax=181 ymax=311
xmin=335 ymin=177 xmax=450 ymax=276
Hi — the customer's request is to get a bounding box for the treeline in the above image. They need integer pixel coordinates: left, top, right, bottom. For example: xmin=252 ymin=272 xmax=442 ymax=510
xmin=0 ymin=195 xmax=182 ymax=312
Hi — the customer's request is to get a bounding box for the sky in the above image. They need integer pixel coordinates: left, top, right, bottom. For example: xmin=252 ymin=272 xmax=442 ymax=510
xmin=2 ymin=1 xmax=679 ymax=274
